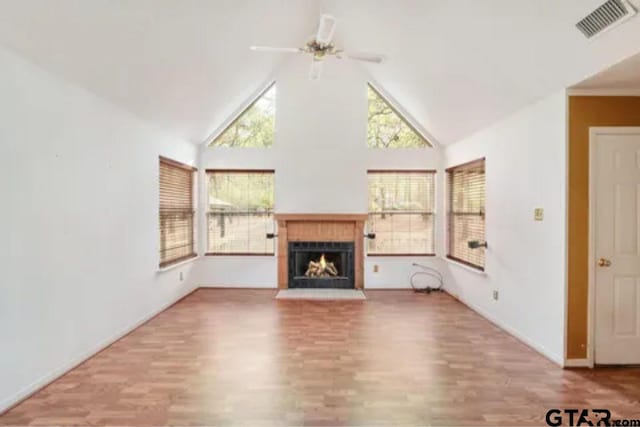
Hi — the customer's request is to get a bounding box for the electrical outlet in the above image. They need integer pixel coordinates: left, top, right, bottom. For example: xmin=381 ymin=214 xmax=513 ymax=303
xmin=492 ymin=290 xmax=499 ymax=301
xmin=373 ymin=264 xmax=379 ymax=273
xmin=179 ymin=271 xmax=184 ymax=282
xmin=534 ymin=208 xmax=544 ymax=221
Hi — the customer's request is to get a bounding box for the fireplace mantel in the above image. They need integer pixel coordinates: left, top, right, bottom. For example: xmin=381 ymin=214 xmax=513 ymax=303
xmin=274 ymin=213 xmax=367 ymax=289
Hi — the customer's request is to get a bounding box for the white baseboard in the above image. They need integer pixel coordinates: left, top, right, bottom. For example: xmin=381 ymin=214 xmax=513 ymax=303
xmin=444 ymin=289 xmax=564 ymax=367
xmin=0 ymin=285 xmax=198 ymax=415
xmin=198 ymin=285 xmax=414 ymax=290
xmin=563 ymin=358 xmax=593 ymax=368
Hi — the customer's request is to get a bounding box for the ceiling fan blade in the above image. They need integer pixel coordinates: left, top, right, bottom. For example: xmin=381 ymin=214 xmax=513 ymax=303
xmin=250 ymin=46 xmax=303 ymax=53
xmin=315 ymin=14 xmax=337 ymax=45
xmin=344 ymin=52 xmax=384 ymax=63
xmin=309 ymin=60 xmax=323 ymax=80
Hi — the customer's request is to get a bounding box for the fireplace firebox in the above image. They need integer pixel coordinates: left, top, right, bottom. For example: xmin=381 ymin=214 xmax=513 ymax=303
xmin=288 ymin=241 xmax=355 ymax=289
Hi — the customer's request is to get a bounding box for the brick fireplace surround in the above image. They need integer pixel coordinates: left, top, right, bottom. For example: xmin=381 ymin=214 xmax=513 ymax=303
xmin=274 ymin=214 xmax=367 ymax=289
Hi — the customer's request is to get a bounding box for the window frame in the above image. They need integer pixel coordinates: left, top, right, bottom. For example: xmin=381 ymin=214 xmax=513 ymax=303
xmin=205 ymin=169 xmax=276 ymax=256
xmin=446 ymin=158 xmax=486 ymax=271
xmin=158 ymin=156 xmax=197 ymax=268
xmin=366 ymin=169 xmax=437 ymax=257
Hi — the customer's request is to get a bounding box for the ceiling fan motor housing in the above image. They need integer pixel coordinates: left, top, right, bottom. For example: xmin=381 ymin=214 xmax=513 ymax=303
xmin=306 ymin=40 xmax=337 ymax=59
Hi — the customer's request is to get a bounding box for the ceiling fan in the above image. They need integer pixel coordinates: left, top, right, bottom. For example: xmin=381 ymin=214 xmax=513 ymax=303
xmin=250 ymin=14 xmax=384 ymax=80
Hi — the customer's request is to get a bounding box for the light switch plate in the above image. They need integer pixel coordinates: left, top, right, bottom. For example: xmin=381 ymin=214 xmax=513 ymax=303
xmin=534 ymin=208 xmax=544 ymax=221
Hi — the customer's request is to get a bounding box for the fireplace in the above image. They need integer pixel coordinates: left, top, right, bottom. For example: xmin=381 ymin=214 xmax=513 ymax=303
xmin=288 ymin=241 xmax=355 ymax=289
xmin=274 ymin=214 xmax=367 ymax=289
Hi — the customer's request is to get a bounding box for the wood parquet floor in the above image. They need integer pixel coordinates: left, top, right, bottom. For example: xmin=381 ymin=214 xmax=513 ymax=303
xmin=2 ymin=289 xmax=640 ymax=426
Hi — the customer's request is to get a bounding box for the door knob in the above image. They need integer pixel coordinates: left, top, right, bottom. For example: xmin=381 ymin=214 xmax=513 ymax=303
xmin=598 ymin=258 xmax=612 ymax=267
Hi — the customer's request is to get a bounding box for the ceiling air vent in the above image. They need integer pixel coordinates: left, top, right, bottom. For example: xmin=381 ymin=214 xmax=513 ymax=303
xmin=576 ymin=0 xmax=637 ymax=39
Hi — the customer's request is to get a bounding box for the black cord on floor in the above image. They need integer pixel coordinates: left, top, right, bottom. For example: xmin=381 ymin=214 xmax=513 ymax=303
xmin=413 ymin=287 xmax=443 ymax=294
xmin=410 ymin=263 xmax=444 ymax=294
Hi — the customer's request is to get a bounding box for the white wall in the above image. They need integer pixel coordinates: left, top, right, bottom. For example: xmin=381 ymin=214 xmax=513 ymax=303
xmin=0 ymin=46 xmax=199 ymax=412
xmin=443 ymin=90 xmax=567 ymax=364
xmin=198 ymin=57 xmax=444 ymax=288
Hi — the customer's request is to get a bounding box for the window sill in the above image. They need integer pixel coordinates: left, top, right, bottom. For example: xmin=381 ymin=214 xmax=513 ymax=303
xmin=157 ymin=255 xmax=199 ymax=272
xmin=441 ymin=257 xmax=487 ymax=276
xmin=205 ymin=253 xmax=275 ymax=257
xmin=367 ymin=253 xmax=436 ymax=257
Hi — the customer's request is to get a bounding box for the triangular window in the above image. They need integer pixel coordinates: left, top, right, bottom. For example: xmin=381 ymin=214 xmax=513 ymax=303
xmin=210 ymin=83 xmax=275 ymax=148
xmin=367 ymin=84 xmax=431 ymax=148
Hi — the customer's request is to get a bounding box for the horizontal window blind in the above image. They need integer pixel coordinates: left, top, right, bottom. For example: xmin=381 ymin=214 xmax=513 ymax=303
xmin=207 ymin=170 xmax=275 ymax=255
xmin=367 ymin=170 xmax=436 ymax=255
xmin=159 ymin=157 xmax=196 ymax=267
xmin=447 ymin=159 xmax=486 ymax=270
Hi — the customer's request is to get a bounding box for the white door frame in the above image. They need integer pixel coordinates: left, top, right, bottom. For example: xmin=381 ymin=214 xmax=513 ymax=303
xmin=587 ymin=126 xmax=640 ymax=367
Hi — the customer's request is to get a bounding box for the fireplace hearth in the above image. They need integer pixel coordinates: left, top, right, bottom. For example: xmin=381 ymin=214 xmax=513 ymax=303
xmin=288 ymin=241 xmax=355 ymax=289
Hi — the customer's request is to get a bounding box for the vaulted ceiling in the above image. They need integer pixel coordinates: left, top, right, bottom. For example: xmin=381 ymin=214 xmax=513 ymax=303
xmin=1 ymin=0 xmax=640 ymax=145
xmin=572 ymin=50 xmax=640 ymax=91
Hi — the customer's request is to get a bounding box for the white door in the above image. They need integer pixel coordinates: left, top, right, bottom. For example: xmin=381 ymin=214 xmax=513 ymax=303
xmin=594 ymin=128 xmax=640 ymax=365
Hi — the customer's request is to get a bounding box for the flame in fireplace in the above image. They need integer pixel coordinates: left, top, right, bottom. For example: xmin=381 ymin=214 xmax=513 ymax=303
xmin=304 ymin=253 xmax=338 ymax=278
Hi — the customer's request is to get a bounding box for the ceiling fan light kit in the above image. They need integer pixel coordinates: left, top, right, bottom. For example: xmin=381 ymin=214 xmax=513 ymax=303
xmin=249 ymin=13 xmax=384 ymax=80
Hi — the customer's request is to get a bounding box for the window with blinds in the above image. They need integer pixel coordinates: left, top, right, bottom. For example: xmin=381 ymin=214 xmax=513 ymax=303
xmin=159 ymin=157 xmax=196 ymax=268
xmin=206 ymin=170 xmax=275 ymax=255
xmin=367 ymin=170 xmax=436 ymax=255
xmin=447 ymin=159 xmax=486 ymax=270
